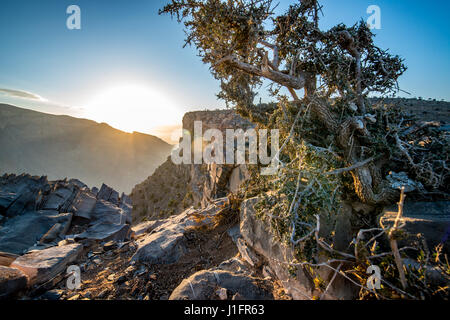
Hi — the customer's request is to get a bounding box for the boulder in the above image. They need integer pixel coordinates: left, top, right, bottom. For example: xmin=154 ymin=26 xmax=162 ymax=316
xmin=131 ymin=218 xmax=187 ymax=264
xmin=91 ymin=187 xmax=99 ymax=196
xmin=380 ymin=201 xmax=450 ymax=254
xmin=39 ymin=223 xmax=71 ymax=244
xmin=229 ymin=165 xmax=250 ymax=193
xmin=0 ymin=266 xmax=28 ymax=299
xmin=75 ymin=223 xmax=131 ymax=242
xmin=41 ymin=186 xmax=75 ymax=211
xmin=0 ymin=175 xmax=49 ymax=217
xmin=132 ymin=203 xmax=224 ymax=264
xmin=131 ymin=219 xmax=167 ymax=237
xmin=90 ymin=200 xmax=126 ymax=225
xmin=240 ymin=197 xmax=359 ymax=300
xmin=97 ymin=184 xmax=119 ymax=205
xmin=235 ymin=237 xmax=260 ymax=267
xmin=71 ymin=191 xmax=97 ymax=220
xmin=0 ymin=211 xmax=73 ymax=255
xmin=10 ymin=243 xmax=83 ymax=286
xmin=169 ymin=270 xmax=273 ymax=300
xmin=0 ymin=252 xmax=19 ymax=267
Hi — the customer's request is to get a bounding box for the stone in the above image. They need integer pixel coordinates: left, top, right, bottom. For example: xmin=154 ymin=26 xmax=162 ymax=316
xmin=39 ymin=222 xmax=70 ymax=244
xmin=0 ymin=211 xmax=73 ymax=255
xmin=0 ymin=266 xmax=28 ymax=299
xmin=131 ymin=219 xmax=167 ymax=237
xmin=0 ymin=174 xmax=49 ymax=218
xmin=42 ymin=186 xmax=75 ymax=211
xmin=75 ymin=223 xmax=131 ymax=242
xmin=169 ymin=270 xmax=273 ymax=300
xmin=216 ymin=257 xmax=249 ymax=275
xmin=116 ymin=275 xmax=127 ymax=284
xmin=97 ymin=184 xmax=119 ymax=205
xmin=91 ymin=187 xmax=99 ymax=197
xmin=133 ymin=202 xmax=227 ymax=264
xmin=229 ymin=165 xmax=250 ymax=193
xmin=216 ymin=287 xmax=228 ymax=300
xmin=380 ymin=201 xmax=450 ymax=254
xmin=103 ymin=241 xmax=118 ymax=251
xmin=90 ymin=200 xmax=127 ymax=225
xmin=10 ymin=243 xmax=83 ymax=286
xmin=132 ymin=208 xmax=200 ymax=264
xmin=236 ymin=237 xmax=260 ymax=267
xmin=0 ymin=252 xmax=19 ymax=267
xmin=240 ymin=197 xmax=359 ymax=300
xmin=39 ymin=289 xmax=63 ymax=300
xmin=72 ymin=191 xmax=97 ymax=220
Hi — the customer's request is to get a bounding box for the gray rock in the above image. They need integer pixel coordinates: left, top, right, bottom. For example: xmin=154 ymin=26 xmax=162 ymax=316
xmin=39 ymin=222 xmax=70 ymax=244
xmin=0 ymin=211 xmax=73 ymax=255
xmin=10 ymin=243 xmax=83 ymax=286
xmin=91 ymin=200 xmax=126 ymax=225
xmin=42 ymin=186 xmax=74 ymax=211
xmin=235 ymin=237 xmax=260 ymax=267
xmin=39 ymin=289 xmax=63 ymax=300
xmin=131 ymin=219 xmax=167 ymax=237
xmin=216 ymin=257 xmax=250 ymax=275
xmin=169 ymin=270 xmax=273 ymax=300
xmin=132 ymin=205 xmax=220 ymax=264
xmin=0 ymin=266 xmax=28 ymax=299
xmin=91 ymin=187 xmax=99 ymax=196
xmin=229 ymin=165 xmax=250 ymax=193
xmin=71 ymin=191 xmax=97 ymax=220
xmin=380 ymin=201 xmax=450 ymax=254
xmin=75 ymin=222 xmax=131 ymax=242
xmin=0 ymin=174 xmax=49 ymax=217
xmin=97 ymin=183 xmax=119 ymax=205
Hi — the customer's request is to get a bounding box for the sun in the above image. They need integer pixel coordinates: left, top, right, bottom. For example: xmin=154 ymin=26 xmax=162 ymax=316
xmin=85 ymin=84 xmax=182 ymax=134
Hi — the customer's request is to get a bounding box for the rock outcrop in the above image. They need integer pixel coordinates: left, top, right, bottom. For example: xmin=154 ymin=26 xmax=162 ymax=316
xmin=131 ymin=110 xmax=253 ymax=222
xmin=0 ymin=174 xmax=132 ymax=298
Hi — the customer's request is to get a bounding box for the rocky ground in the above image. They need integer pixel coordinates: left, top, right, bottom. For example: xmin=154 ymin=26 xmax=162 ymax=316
xmin=0 ymin=177 xmax=289 ymax=300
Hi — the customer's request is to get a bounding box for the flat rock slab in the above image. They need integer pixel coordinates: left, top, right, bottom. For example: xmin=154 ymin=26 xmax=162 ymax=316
xmin=0 ymin=266 xmax=28 ymax=299
xmin=132 ymin=200 xmax=228 ymax=264
xmin=75 ymin=223 xmax=131 ymax=242
xmin=0 ymin=252 xmax=19 ymax=267
xmin=90 ymin=200 xmax=125 ymax=225
xmin=11 ymin=243 xmax=83 ymax=286
xmin=132 ymin=207 xmax=203 ymax=264
xmin=169 ymin=270 xmax=273 ymax=300
xmin=381 ymin=201 xmax=450 ymax=253
xmin=131 ymin=219 xmax=167 ymax=237
xmin=0 ymin=211 xmax=73 ymax=255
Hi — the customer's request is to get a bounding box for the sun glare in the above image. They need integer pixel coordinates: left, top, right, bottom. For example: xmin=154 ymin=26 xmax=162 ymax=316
xmin=85 ymin=84 xmax=182 ymax=135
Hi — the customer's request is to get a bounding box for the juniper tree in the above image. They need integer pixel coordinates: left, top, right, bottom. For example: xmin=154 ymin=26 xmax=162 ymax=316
xmin=161 ymin=0 xmax=449 ymax=298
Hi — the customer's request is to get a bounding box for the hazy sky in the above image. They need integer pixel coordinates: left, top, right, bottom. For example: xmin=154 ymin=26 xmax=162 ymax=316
xmin=0 ymin=0 xmax=449 ymax=137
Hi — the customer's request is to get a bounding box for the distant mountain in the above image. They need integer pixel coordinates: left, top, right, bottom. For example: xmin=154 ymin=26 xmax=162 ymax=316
xmin=0 ymin=104 xmax=173 ymax=193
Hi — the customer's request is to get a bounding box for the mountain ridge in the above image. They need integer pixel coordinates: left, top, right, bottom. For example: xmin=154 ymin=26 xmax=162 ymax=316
xmin=0 ymin=103 xmax=173 ymax=193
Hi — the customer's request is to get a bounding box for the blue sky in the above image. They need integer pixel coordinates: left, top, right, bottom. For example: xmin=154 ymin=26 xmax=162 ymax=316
xmin=0 ymin=0 xmax=449 ymax=135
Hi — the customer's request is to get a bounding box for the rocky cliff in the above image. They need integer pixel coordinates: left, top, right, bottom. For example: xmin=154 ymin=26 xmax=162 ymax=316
xmin=131 ymin=110 xmax=253 ymax=222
